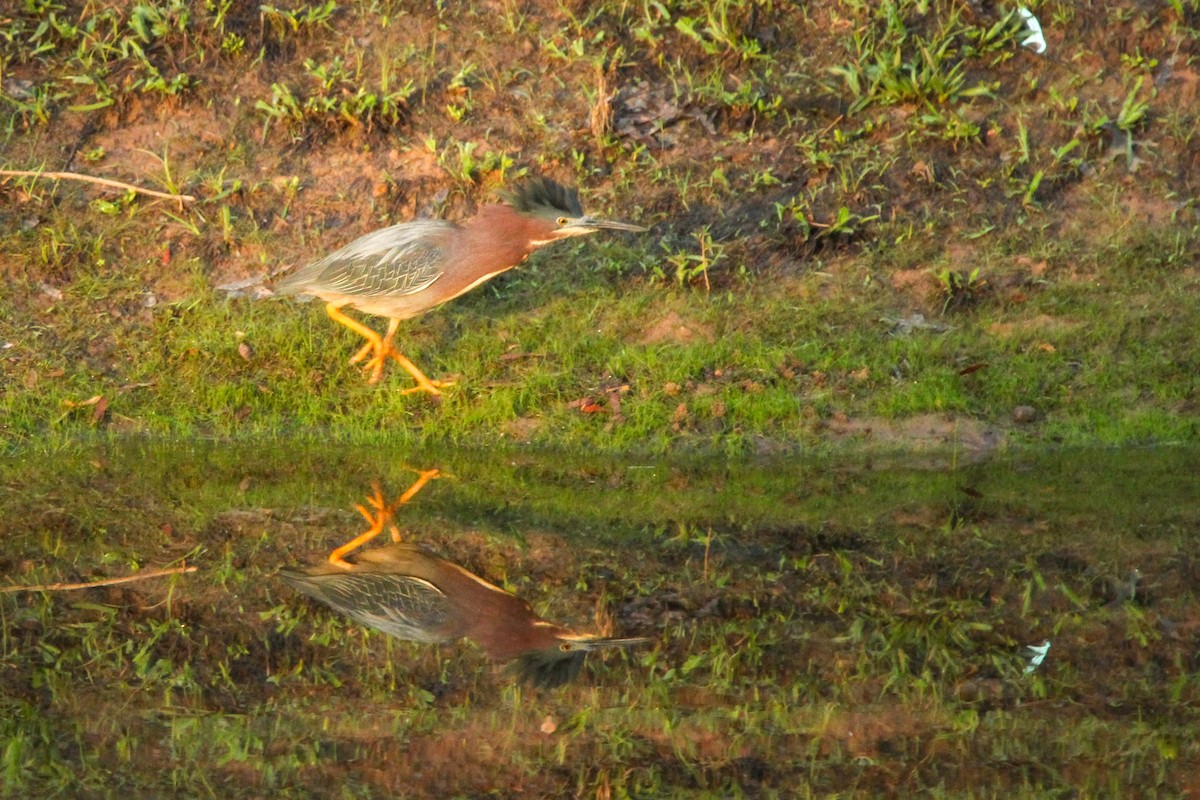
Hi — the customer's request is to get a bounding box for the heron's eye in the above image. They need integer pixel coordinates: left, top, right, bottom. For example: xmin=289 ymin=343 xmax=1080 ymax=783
xmin=557 ymin=217 xmax=569 ymax=226
xmin=560 ymin=642 xmax=573 ymax=652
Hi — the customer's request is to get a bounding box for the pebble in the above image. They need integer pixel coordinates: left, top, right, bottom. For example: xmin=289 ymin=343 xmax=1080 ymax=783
xmin=1011 ymin=405 xmax=1038 ymax=424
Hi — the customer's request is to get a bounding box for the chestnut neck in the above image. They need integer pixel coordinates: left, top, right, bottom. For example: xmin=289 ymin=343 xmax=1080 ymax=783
xmin=452 ymin=204 xmax=555 ymax=280
xmin=437 ymin=558 xmax=572 ymax=661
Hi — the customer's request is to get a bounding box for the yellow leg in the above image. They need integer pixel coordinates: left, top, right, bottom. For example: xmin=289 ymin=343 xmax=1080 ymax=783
xmin=325 ymin=304 xmax=387 ymax=384
xmin=325 ymin=305 xmax=453 ymax=393
xmin=349 ymin=340 xmax=375 ymax=366
xmin=328 ymin=469 xmax=442 ymax=567
xmin=378 ymin=318 xmax=456 ymax=396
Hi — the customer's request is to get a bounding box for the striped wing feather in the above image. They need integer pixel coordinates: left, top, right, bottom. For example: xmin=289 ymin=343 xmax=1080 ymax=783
xmin=283 ymin=571 xmax=452 ymax=643
xmin=278 ymin=221 xmax=455 ymax=299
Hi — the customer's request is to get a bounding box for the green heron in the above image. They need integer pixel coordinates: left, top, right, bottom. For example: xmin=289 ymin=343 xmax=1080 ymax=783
xmin=274 ymin=177 xmax=646 ymax=393
xmin=280 ymin=542 xmax=648 ymax=688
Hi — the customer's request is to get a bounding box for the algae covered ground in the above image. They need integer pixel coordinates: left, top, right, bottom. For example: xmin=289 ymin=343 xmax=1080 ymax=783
xmin=1 ymin=0 xmax=1197 ymax=453
xmin=3 ymin=1 xmax=1200 ymax=797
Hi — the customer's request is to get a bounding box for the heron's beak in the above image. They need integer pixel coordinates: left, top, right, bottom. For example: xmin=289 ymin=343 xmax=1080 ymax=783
xmin=560 ymin=216 xmax=648 ymax=235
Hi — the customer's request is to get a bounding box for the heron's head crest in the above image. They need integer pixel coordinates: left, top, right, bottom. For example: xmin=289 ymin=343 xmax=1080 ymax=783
xmin=502 ymin=177 xmax=584 ymax=218
xmin=506 ymin=647 xmax=588 ymax=689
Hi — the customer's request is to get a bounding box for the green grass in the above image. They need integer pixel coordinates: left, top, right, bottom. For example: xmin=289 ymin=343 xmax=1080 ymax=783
xmin=5 ymin=238 xmax=1197 ymax=452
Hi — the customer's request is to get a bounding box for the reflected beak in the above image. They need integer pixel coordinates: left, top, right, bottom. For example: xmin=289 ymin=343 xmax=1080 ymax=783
xmin=566 ymin=636 xmax=652 ymax=652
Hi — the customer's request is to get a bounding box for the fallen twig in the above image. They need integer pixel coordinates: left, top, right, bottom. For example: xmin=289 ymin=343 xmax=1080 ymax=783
xmin=1 ymin=564 xmax=197 ymax=593
xmin=0 ymin=169 xmax=197 ymax=203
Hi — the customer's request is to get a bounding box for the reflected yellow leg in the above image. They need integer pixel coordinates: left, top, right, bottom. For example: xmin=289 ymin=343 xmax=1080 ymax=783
xmin=328 ymin=469 xmax=442 ymax=567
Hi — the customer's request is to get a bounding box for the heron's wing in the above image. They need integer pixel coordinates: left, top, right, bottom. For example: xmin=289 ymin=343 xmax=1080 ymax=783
xmin=277 ymin=221 xmax=455 ymax=299
xmin=281 ymin=570 xmax=452 ymax=642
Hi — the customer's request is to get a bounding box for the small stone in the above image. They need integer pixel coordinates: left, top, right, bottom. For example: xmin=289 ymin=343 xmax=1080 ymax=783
xmin=1011 ymin=405 xmax=1038 ymax=424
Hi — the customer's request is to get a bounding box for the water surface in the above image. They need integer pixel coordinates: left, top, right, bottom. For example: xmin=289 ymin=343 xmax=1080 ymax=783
xmin=2 ymin=441 xmax=1197 ymax=796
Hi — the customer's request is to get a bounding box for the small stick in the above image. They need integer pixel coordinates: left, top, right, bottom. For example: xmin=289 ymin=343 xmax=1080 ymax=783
xmin=1 ymin=564 xmax=197 ymax=593
xmin=814 ymin=114 xmax=845 ymax=140
xmin=0 ymin=169 xmax=197 ymax=203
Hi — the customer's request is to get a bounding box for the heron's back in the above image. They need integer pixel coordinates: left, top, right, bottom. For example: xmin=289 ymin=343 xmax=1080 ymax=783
xmin=279 ymin=567 xmax=455 ymax=644
xmin=275 ymin=220 xmax=459 ymax=319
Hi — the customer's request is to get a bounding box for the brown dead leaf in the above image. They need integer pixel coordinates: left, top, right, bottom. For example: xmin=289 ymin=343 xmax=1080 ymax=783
xmin=910 ymin=160 xmax=934 ymax=182
xmin=64 ymin=395 xmax=104 ymax=409
xmin=91 ymin=396 xmax=108 ymax=424
xmin=605 ymin=388 xmax=623 ymax=420
xmin=613 ymin=82 xmax=716 ymax=147
xmin=567 ymin=395 xmax=606 ymax=414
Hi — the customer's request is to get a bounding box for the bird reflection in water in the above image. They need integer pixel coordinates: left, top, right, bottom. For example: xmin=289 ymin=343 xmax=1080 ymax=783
xmin=280 ymin=471 xmax=647 ymax=688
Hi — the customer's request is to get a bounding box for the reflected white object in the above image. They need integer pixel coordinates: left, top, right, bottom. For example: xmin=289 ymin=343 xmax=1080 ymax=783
xmin=1022 ymin=640 xmax=1051 ymax=674
xmin=1018 ymin=7 xmax=1047 ymax=54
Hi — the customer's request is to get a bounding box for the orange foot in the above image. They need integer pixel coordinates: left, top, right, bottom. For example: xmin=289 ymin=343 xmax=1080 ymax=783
xmin=326 ymin=310 xmax=452 ymax=394
xmin=349 ymin=334 xmax=455 ymax=394
xmin=328 ymin=469 xmax=442 ymax=568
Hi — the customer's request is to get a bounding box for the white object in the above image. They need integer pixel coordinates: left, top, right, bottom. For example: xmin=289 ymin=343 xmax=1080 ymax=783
xmin=1017 ymin=7 xmax=1047 ymax=55
xmin=1022 ymin=640 xmax=1051 ymax=674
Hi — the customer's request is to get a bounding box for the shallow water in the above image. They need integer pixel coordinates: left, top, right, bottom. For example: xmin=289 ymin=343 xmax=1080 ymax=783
xmin=2 ymin=440 xmax=1198 ymax=796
